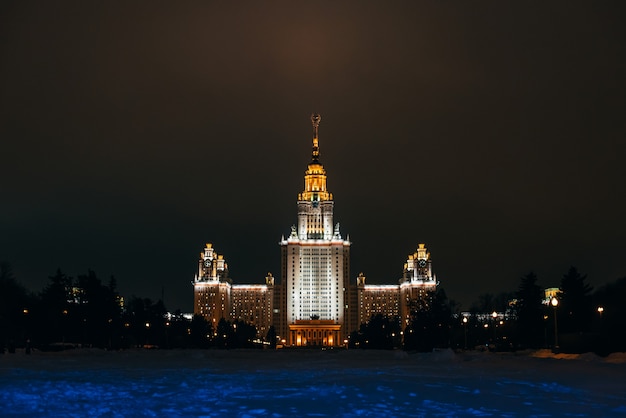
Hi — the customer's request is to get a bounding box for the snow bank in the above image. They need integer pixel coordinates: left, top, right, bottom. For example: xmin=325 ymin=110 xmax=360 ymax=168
xmin=606 ymin=352 xmax=626 ymax=364
xmin=531 ymin=349 xmax=626 ymax=363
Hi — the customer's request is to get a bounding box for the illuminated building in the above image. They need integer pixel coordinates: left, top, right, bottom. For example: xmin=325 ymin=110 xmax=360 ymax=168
xmin=193 ymin=244 xmax=276 ymax=337
xmin=356 ymin=274 xmax=400 ymax=327
xmin=229 ymin=276 xmax=275 ymax=337
xmin=358 ymin=243 xmax=438 ymax=328
xmin=543 ymin=287 xmax=560 ymax=305
xmin=193 ymin=243 xmax=233 ymax=327
xmin=399 ymin=243 xmax=438 ymax=325
xmin=193 ymin=114 xmax=440 ymax=346
xmin=277 ymin=114 xmax=352 ymax=346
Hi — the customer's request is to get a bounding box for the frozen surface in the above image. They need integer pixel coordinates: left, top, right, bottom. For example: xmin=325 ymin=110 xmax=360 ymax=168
xmin=1 ymin=348 xmax=625 ymax=417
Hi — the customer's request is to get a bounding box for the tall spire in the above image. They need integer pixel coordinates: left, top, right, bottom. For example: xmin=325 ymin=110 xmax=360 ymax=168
xmin=311 ymin=113 xmax=321 ymax=163
xmin=298 ymin=113 xmax=331 ymax=203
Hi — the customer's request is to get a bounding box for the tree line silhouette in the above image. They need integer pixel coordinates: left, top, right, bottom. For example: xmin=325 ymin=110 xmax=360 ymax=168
xmin=1 ymin=261 xmax=625 ymax=354
xmin=350 ymin=267 xmax=625 ymax=355
xmin=0 ymin=263 xmax=264 ymax=351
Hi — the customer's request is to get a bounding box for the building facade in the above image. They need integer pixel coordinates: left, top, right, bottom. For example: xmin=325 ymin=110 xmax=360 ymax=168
xmin=193 ymin=115 xmax=439 ymax=346
xmin=193 ymin=243 xmax=232 ymax=325
xmin=277 ymin=114 xmax=352 ymax=346
xmin=357 ymin=243 xmax=438 ymax=328
xmin=192 ymin=243 xmax=276 ymax=337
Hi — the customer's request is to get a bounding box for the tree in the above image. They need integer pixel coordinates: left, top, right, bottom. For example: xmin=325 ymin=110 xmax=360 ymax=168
xmin=356 ymin=314 xmax=400 ymax=349
xmin=215 ymin=318 xmax=234 ymax=348
xmin=73 ymin=270 xmax=123 ymax=347
xmin=559 ymin=266 xmax=593 ymax=333
xmin=430 ymin=288 xmax=453 ymax=347
xmin=592 ymin=276 xmax=626 ymax=353
xmin=514 ymin=271 xmax=545 ymax=348
xmin=189 ymin=314 xmax=213 ymax=348
xmin=266 ymin=325 xmax=277 ymax=348
xmin=404 ymin=290 xmax=437 ymax=352
xmin=0 ymin=262 xmax=34 ymax=349
xmin=124 ymin=296 xmax=167 ymax=348
xmin=403 ymin=288 xmax=453 ymax=351
xmin=233 ymin=320 xmax=257 ymax=348
xmin=37 ymin=269 xmax=73 ymax=345
xmin=471 ymin=291 xmax=513 ymax=314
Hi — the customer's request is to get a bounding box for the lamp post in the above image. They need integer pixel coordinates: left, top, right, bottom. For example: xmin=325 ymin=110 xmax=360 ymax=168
xmin=462 ymin=317 xmax=468 ymax=350
xmin=551 ymin=297 xmax=559 ymax=352
xmin=491 ymin=311 xmax=498 ymax=342
xmin=62 ymin=309 xmax=68 ymax=345
xmin=597 ymin=306 xmax=606 ymax=352
xmin=145 ymin=322 xmax=151 ymax=347
xmin=107 ymin=318 xmax=113 ymax=350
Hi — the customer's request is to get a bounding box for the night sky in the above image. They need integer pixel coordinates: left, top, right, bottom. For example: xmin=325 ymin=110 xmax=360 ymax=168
xmin=2 ymin=2 xmax=625 ymax=312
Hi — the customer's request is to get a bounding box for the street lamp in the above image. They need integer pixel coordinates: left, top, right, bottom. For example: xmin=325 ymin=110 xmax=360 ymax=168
xmin=145 ymin=322 xmax=151 ymax=347
xmin=551 ymin=297 xmax=559 ymax=352
xmin=462 ymin=316 xmax=468 ymax=350
xmin=491 ymin=311 xmax=498 ymax=342
xmin=62 ymin=309 xmax=68 ymax=345
xmin=597 ymin=306 xmax=606 ymax=352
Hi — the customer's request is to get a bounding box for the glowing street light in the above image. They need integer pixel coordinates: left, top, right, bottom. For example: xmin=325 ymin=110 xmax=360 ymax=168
xmin=462 ymin=316 xmax=468 ymax=350
xmin=597 ymin=306 xmax=606 ymax=350
xmin=145 ymin=322 xmax=151 ymax=347
xmin=551 ymin=297 xmax=559 ymax=352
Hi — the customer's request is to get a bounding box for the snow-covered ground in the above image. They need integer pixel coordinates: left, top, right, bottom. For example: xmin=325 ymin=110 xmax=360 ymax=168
xmin=1 ymin=348 xmax=625 ymax=417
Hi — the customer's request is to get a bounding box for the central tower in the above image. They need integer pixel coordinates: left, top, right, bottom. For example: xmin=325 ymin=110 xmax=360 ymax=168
xmin=279 ymin=114 xmax=352 ymax=347
xmin=297 ymin=114 xmax=334 ymax=240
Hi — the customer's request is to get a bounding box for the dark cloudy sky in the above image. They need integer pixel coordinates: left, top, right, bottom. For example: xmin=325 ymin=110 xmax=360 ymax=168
xmin=2 ymin=2 xmax=625 ymax=311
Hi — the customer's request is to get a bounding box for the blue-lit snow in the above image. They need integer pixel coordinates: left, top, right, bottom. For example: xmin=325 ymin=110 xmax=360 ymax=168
xmin=1 ymin=349 xmax=625 ymax=417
